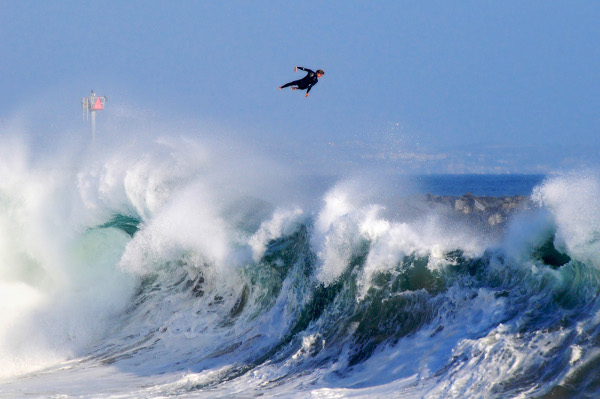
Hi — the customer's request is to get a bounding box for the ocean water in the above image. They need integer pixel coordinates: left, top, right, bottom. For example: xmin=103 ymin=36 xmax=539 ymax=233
xmin=0 ymin=135 xmax=599 ymax=399
xmin=415 ymin=174 xmax=545 ymax=196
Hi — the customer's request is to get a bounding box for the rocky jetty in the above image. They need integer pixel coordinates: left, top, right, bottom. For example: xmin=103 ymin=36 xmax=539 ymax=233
xmin=425 ymin=192 xmax=532 ymax=228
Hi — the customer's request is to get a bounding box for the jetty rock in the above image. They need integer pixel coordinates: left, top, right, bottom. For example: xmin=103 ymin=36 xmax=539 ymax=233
xmin=425 ymin=193 xmax=532 ymax=228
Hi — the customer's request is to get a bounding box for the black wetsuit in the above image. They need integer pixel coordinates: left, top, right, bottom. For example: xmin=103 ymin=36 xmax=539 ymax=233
xmin=281 ymin=67 xmax=319 ymax=94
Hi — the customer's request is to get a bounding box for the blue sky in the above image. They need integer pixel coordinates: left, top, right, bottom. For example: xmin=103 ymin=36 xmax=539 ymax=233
xmin=1 ymin=1 xmax=598 ymax=174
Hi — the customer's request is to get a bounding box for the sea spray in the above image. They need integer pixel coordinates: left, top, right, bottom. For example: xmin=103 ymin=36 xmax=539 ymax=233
xmin=0 ymin=164 xmax=134 ymax=378
xmin=533 ymin=171 xmax=600 ymax=267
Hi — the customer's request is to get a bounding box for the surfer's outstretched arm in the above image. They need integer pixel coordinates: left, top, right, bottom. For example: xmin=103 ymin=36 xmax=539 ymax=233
xmin=296 ymin=66 xmax=314 ymax=73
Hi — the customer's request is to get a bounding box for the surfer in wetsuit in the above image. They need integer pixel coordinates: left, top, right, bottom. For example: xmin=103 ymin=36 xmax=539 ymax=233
xmin=279 ymin=67 xmax=324 ymax=98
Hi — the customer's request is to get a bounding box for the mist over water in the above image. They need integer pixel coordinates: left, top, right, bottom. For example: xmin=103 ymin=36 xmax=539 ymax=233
xmin=1 ymin=116 xmax=600 ymax=398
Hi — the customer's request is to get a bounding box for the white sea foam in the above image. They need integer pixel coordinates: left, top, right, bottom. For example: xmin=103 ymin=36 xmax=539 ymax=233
xmin=533 ymin=171 xmax=600 ymax=267
xmin=249 ymin=207 xmax=304 ymax=262
xmin=118 ymin=179 xmax=231 ymax=275
xmin=311 ymin=179 xmax=485 ymax=292
xmin=0 ymin=135 xmax=136 ymax=379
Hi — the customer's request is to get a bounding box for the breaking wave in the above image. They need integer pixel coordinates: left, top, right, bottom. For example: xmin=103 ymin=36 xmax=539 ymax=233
xmin=1 ymin=133 xmax=599 ymax=398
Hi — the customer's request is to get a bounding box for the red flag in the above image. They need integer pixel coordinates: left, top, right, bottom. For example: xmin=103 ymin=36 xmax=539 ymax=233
xmin=93 ymin=97 xmax=103 ymax=110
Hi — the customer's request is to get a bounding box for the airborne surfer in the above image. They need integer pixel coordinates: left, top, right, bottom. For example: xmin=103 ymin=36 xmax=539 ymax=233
xmin=279 ymin=67 xmax=324 ymax=98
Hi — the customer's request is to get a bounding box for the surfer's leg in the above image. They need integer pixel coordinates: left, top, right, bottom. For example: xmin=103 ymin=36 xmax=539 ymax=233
xmin=280 ymin=80 xmax=300 ymax=89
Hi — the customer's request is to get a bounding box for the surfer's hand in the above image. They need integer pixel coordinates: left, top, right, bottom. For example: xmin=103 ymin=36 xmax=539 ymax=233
xmin=305 ymin=92 xmax=309 ymax=98
xmin=294 ymin=66 xmax=297 ymax=72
